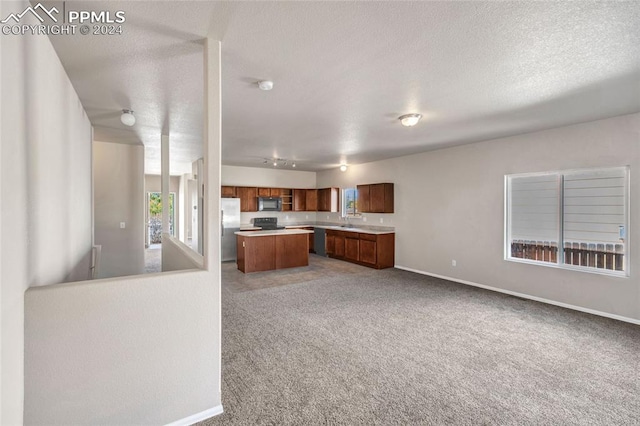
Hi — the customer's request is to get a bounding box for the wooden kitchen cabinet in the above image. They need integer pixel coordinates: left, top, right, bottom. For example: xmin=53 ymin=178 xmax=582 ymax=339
xmin=236 ymin=186 xmax=258 ymax=212
xmin=334 ymin=232 xmax=345 ymax=258
xmin=357 ymin=184 xmax=370 ymax=213
xmin=257 ymin=187 xmax=282 ymax=197
xmin=325 ymin=233 xmax=335 ymax=255
xmin=318 ymin=187 xmax=339 ymax=212
xmin=301 ymin=226 xmax=315 ymax=253
xmin=221 ymin=186 xmax=236 ymax=198
xmin=359 ymin=234 xmax=377 ymax=265
xmin=357 ymin=183 xmax=394 ymax=213
xmin=305 ymin=189 xmax=318 ymax=211
xmin=293 ymin=189 xmax=306 ymax=211
xmin=237 ymin=232 xmax=310 ymax=273
xmin=345 ymin=234 xmax=360 ymax=262
xmin=325 ymin=229 xmax=394 ymax=269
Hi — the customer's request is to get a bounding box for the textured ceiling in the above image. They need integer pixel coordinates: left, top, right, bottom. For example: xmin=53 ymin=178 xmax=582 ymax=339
xmin=48 ymin=1 xmax=640 ymax=173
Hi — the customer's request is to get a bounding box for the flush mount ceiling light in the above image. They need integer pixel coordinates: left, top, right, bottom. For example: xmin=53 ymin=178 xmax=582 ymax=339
xmin=398 ymin=113 xmax=422 ymax=127
xmin=120 ymin=109 xmax=135 ymax=126
xmin=257 ymin=80 xmax=274 ymax=91
xmin=340 ymin=164 xmax=348 ymax=172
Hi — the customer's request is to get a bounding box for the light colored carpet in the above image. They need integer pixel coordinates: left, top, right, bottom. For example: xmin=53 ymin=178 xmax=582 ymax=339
xmin=201 ymin=256 xmax=640 ymax=425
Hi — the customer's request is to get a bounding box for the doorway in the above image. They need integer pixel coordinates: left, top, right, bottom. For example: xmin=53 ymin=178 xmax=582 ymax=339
xmin=146 ymin=192 xmax=175 ymax=247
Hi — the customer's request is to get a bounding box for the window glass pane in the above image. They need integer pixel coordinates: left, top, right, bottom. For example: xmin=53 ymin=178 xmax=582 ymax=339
xmin=343 ymin=188 xmax=358 ymax=216
xmin=509 ymin=174 xmax=559 ymax=263
xmin=562 ymin=168 xmax=627 ymax=271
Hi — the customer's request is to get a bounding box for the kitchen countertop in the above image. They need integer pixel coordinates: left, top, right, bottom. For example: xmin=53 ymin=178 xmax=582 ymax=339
xmin=239 ymin=222 xmax=395 ymax=235
xmin=235 ymin=229 xmax=314 ymax=237
xmin=311 ymin=225 xmax=394 ymax=235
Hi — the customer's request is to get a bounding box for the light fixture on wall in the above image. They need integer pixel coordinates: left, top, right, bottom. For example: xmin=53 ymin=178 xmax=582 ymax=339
xmin=340 ymin=164 xmax=348 ymax=172
xmin=258 ymin=80 xmax=274 ymax=91
xmin=120 ymin=109 xmax=136 ymax=126
xmin=398 ymin=113 xmax=422 ymax=127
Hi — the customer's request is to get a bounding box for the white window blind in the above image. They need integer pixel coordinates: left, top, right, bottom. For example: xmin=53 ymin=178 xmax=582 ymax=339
xmin=510 ymin=174 xmax=560 ymax=243
xmin=506 ymin=167 xmax=628 ymax=275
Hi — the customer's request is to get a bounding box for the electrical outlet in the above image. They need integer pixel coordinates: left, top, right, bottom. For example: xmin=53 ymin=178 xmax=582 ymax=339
xmin=379 ymin=218 xmax=384 ymax=224
xmin=451 ymin=260 xmax=457 ymax=267
xmin=362 ymin=216 xmax=367 ymax=222
xmin=120 ymin=222 xmax=126 ymax=229
xmin=305 ymin=215 xmax=309 ymax=219
xmin=327 ymin=215 xmax=330 ymax=219
xmin=285 ymin=215 xmax=289 ymax=220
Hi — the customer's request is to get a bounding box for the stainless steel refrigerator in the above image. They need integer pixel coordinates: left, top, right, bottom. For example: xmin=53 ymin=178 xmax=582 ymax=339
xmin=221 ymin=198 xmax=241 ymax=261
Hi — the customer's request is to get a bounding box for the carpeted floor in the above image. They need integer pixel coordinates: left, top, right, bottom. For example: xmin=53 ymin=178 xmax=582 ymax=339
xmin=201 ymin=255 xmax=640 ymax=425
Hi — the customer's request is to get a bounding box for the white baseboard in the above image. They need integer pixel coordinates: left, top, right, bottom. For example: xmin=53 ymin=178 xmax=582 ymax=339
xmin=394 ymin=265 xmax=640 ymax=326
xmin=166 ymin=405 xmax=224 ymax=426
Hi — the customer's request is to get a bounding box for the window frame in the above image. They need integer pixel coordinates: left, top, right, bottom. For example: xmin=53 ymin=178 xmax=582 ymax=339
xmin=504 ymin=166 xmax=630 ymax=277
xmin=341 ymin=187 xmax=361 ymax=218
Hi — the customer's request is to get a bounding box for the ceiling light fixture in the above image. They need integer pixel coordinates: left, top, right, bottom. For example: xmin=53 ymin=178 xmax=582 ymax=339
xmin=258 ymin=80 xmax=274 ymax=91
xmin=120 ymin=109 xmax=136 ymax=126
xmin=398 ymin=113 xmax=422 ymax=127
xmin=340 ymin=164 xmax=348 ymax=172
xmin=263 ymin=157 xmax=297 ymax=168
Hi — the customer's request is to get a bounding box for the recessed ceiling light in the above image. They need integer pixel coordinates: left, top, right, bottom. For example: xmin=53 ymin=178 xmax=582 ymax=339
xmin=273 ymin=161 xmax=278 ymax=166
xmin=399 ymin=113 xmax=422 ymax=127
xmin=258 ymin=80 xmax=274 ymax=91
xmin=340 ymin=164 xmax=348 ymax=172
xmin=292 ymin=163 xmax=296 ymax=168
xmin=120 ymin=109 xmax=135 ymax=126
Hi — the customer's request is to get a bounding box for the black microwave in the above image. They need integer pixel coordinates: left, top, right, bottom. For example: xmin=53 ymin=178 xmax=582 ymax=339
xmin=258 ymin=197 xmax=282 ymax=211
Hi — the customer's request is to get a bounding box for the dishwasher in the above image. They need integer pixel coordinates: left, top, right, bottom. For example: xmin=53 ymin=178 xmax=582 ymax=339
xmin=314 ymin=228 xmax=326 ymax=256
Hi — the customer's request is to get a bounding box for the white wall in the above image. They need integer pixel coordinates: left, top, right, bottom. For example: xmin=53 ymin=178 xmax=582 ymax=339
xmin=23 ymin=38 xmax=223 ymax=424
xmin=94 ymin=141 xmax=145 ymax=278
xmin=162 ymin=234 xmax=204 ymax=271
xmin=222 ymin=164 xmax=316 ymax=188
xmin=317 ymin=113 xmax=640 ymax=322
xmin=1 ymin=4 xmax=94 ymax=422
xmin=24 ymin=269 xmax=217 ymax=425
xmin=222 ymin=165 xmax=318 ymax=224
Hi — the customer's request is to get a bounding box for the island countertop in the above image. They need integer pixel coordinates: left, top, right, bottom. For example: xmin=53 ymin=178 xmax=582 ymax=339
xmin=234 ymin=229 xmax=314 ymax=237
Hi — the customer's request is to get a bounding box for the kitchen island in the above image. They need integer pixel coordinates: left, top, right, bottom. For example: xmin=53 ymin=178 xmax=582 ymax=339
xmin=235 ymin=229 xmax=314 ymax=273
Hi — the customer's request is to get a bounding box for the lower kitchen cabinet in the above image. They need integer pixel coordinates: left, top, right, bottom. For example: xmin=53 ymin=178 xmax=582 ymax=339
xmin=345 ymin=235 xmax=360 ymax=262
xmin=325 ymin=229 xmax=394 ymax=269
xmin=359 ymin=236 xmax=377 ymax=265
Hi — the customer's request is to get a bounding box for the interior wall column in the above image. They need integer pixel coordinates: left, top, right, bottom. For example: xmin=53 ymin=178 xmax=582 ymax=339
xmin=204 ymin=37 xmax=222 ymax=395
xmin=161 ymin=134 xmax=170 ymax=241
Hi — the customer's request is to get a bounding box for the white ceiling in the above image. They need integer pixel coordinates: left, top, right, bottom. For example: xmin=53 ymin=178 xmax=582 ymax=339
xmin=48 ymin=1 xmax=640 ymax=174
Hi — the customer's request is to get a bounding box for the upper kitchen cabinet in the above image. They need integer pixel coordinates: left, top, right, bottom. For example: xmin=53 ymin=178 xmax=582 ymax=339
xmin=221 ymin=186 xmax=236 ymax=198
xmin=293 ymin=189 xmax=306 ymax=211
xmin=318 ymin=187 xmax=339 ymax=212
xmin=236 ymin=186 xmax=258 ymax=212
xmin=357 ymin=183 xmax=394 ymax=213
xmin=257 ymin=187 xmax=282 ymax=197
xmin=305 ymin=189 xmax=318 ymax=211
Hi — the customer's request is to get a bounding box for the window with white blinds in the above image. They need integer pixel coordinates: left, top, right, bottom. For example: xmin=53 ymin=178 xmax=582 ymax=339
xmin=506 ymin=167 xmax=628 ymax=275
